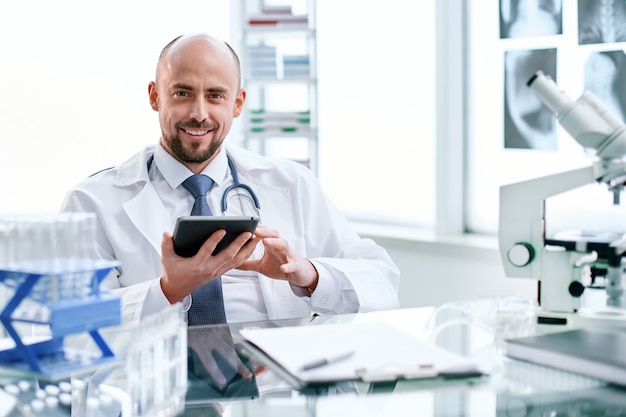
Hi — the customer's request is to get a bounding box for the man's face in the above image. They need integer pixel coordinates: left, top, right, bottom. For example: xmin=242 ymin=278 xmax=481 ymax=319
xmin=149 ymin=37 xmax=245 ymax=169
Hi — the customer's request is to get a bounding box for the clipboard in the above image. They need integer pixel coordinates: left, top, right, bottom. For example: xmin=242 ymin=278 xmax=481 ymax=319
xmin=238 ymin=321 xmax=483 ymax=387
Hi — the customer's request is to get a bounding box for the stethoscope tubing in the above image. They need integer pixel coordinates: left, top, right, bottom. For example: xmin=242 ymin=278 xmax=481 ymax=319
xmin=222 ymin=156 xmax=261 ymax=216
xmin=147 ymin=152 xmax=261 ymax=217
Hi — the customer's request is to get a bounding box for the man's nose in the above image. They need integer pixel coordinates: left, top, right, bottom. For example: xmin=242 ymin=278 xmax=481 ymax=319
xmin=189 ymin=98 xmax=209 ymax=121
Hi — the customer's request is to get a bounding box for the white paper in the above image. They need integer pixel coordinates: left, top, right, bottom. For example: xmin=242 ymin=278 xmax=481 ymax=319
xmin=240 ymin=321 xmax=480 ymax=384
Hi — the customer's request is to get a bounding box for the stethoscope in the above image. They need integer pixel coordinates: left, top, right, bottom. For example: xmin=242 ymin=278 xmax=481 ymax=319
xmin=147 ymin=152 xmax=261 ymax=217
xmin=222 ymin=155 xmax=261 ymax=216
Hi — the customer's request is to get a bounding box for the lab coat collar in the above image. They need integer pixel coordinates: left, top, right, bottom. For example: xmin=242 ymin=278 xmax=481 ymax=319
xmin=224 ymin=143 xmax=275 ymax=174
xmin=111 ymin=141 xmax=275 ymax=190
xmin=153 ymin=143 xmax=229 ymax=189
xmin=112 ymin=144 xmax=156 ymax=187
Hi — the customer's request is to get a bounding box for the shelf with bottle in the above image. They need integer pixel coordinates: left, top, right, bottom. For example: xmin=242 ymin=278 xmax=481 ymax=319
xmin=238 ymin=0 xmax=318 ymax=173
xmin=244 ymin=3 xmax=312 ymax=29
xmin=245 ymin=42 xmax=315 ymax=82
xmin=246 ymin=109 xmax=313 ymax=136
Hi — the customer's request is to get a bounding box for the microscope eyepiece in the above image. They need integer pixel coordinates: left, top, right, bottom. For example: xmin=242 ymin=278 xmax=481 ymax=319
xmin=529 ymin=69 xmax=626 ymax=158
xmin=526 ymin=71 xmax=542 ymax=87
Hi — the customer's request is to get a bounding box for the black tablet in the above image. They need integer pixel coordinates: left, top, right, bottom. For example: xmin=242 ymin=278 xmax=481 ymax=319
xmin=173 ymin=216 xmax=260 ymax=257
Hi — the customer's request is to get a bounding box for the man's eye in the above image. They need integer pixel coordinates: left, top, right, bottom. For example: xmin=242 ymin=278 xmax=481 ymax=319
xmin=175 ymin=91 xmax=189 ymax=97
xmin=209 ymin=93 xmax=224 ymax=99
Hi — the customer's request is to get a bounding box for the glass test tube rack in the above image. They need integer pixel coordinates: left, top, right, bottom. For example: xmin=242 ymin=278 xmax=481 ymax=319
xmin=93 ymin=303 xmax=188 ymax=417
xmin=0 ymin=213 xmax=122 ymax=378
xmin=0 ymin=258 xmax=121 ymax=378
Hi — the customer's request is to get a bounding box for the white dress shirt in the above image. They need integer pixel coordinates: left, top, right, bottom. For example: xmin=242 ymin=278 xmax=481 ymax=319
xmin=149 ymin=144 xmax=269 ymax=322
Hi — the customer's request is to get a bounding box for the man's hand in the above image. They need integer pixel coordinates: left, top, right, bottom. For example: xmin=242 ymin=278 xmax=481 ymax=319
xmin=238 ymin=224 xmax=319 ymax=292
xmin=187 ymin=326 xmax=252 ymax=388
xmin=160 ymin=229 xmax=261 ymax=303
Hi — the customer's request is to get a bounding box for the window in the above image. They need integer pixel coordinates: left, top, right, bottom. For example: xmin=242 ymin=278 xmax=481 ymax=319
xmin=316 ymin=0 xmax=436 ymax=227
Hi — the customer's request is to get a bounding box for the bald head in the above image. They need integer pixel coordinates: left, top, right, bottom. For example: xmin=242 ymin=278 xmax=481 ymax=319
xmin=148 ymin=33 xmax=247 ymax=172
xmin=156 ymin=34 xmax=242 ymax=88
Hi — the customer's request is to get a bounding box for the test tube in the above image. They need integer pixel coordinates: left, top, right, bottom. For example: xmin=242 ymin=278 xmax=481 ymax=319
xmin=74 ymin=212 xmax=97 ymax=261
xmin=0 ymin=218 xmax=15 ymax=267
xmin=54 ymin=213 xmax=74 ymax=262
xmin=36 ymin=216 xmax=57 ymax=267
xmin=14 ymin=215 xmax=35 ymax=266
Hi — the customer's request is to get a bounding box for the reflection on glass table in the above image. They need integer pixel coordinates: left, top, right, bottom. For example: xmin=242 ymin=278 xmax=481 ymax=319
xmin=180 ymin=304 xmax=626 ymax=417
xmin=2 ymin=303 xmax=626 ymax=416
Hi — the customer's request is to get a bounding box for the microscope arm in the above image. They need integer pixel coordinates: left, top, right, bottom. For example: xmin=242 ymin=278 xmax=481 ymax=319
xmin=498 ymin=165 xmax=595 ymax=279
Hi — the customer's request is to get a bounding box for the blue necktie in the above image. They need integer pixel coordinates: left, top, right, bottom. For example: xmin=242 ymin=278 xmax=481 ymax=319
xmin=182 ymin=174 xmax=227 ymax=325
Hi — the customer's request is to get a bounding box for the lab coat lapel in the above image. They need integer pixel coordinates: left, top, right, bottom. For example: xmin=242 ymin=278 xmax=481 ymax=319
xmin=113 ymin=146 xmax=170 ymax=255
xmin=123 ymin=178 xmax=171 ymax=255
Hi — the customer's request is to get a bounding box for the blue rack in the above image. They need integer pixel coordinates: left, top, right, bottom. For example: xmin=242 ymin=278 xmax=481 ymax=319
xmin=0 ymin=259 xmax=121 ymax=378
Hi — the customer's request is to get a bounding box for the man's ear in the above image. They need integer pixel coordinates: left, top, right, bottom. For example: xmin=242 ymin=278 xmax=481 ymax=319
xmin=148 ymin=81 xmax=159 ymax=111
xmin=233 ymin=88 xmax=247 ymax=118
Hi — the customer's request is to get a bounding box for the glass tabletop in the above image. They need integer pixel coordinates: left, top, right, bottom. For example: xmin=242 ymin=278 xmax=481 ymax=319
xmin=2 ymin=304 xmax=625 ymax=416
xmin=180 ymin=306 xmax=626 ymax=417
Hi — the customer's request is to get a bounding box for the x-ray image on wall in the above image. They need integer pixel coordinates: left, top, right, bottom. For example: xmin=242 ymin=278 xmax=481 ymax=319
xmin=500 ymin=0 xmax=563 ymax=38
xmin=578 ymin=0 xmax=626 ymax=44
xmin=585 ymin=50 xmax=626 ymax=123
xmin=504 ymin=48 xmax=557 ymax=150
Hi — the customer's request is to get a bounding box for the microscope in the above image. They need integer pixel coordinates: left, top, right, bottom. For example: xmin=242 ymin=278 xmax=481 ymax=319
xmin=499 ymin=71 xmax=626 ymax=319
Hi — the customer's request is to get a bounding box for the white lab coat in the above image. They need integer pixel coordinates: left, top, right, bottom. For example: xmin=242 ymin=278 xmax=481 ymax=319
xmin=60 ymin=143 xmax=400 ymax=324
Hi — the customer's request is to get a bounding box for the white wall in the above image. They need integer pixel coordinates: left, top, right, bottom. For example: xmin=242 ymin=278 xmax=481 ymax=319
xmin=357 ymin=227 xmax=537 ymax=308
xmin=0 ymin=0 xmax=232 ymax=215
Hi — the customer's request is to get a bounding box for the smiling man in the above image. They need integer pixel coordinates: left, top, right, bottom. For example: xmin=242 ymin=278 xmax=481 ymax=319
xmin=150 ymin=35 xmax=243 ymax=170
xmin=60 ymin=33 xmax=400 ymax=326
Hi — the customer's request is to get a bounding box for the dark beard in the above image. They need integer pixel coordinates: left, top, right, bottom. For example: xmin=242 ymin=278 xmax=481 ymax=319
xmin=163 ymin=132 xmax=222 ymax=164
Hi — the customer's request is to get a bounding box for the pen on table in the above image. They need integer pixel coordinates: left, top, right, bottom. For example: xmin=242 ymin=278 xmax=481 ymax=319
xmin=300 ymin=351 xmax=355 ymax=372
